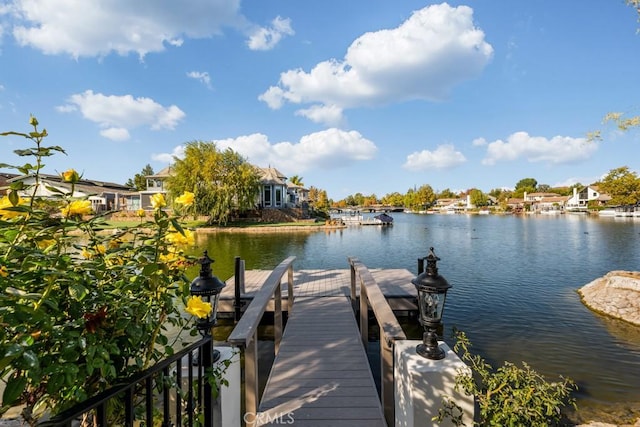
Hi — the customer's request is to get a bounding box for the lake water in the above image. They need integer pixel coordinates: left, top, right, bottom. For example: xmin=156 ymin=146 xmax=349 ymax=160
xmin=194 ymin=212 xmax=640 ymax=421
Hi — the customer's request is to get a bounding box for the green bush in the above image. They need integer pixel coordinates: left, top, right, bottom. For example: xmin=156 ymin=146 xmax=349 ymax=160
xmin=0 ymin=117 xmax=202 ymax=423
xmin=437 ymin=329 xmax=577 ymax=427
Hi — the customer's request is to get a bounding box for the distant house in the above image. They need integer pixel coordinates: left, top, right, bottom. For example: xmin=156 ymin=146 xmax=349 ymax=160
xmin=138 ymin=166 xmax=172 ymax=210
xmin=566 ymin=186 xmax=611 ymax=212
xmin=7 ymin=174 xmax=134 ymax=212
xmin=286 ymin=182 xmax=309 ymax=207
xmin=530 ymin=195 xmax=569 ymax=213
xmin=257 ymin=167 xmax=287 ymax=209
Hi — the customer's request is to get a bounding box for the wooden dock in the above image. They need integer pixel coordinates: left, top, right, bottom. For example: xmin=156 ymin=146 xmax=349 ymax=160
xmin=218 ymin=268 xmax=418 ymax=316
xmin=227 ymin=260 xmax=410 ymax=427
xmin=256 ymin=296 xmax=385 ymax=426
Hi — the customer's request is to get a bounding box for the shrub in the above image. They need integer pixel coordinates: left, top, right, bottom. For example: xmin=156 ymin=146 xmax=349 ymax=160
xmin=436 ymin=329 xmax=577 ymax=426
xmin=0 ymin=117 xmax=201 ymax=424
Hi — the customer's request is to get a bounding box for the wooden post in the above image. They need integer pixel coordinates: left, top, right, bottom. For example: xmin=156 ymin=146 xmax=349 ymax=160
xmin=417 ymin=256 xmax=425 ymax=276
xmin=274 ymin=283 xmax=282 ymax=353
xmin=380 ymin=338 xmax=395 ymax=426
xmin=245 ymin=334 xmax=259 ymax=423
xmin=359 ymin=278 xmax=368 ymax=348
xmin=350 ymin=259 xmax=357 ymax=313
xmin=234 ymin=257 xmax=242 ymax=321
xmin=287 ymin=265 xmax=294 ymax=310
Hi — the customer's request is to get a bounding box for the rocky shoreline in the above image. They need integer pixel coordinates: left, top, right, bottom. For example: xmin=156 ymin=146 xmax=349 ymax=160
xmin=578 ymin=271 xmax=640 ymax=327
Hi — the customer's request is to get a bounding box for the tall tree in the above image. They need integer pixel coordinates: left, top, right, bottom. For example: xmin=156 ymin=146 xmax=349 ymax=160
xmin=437 ymin=188 xmax=457 ymax=199
xmin=289 ymin=175 xmax=304 ymax=186
xmin=126 ymin=164 xmax=154 ymax=190
xmin=167 ymin=141 xmax=260 ymax=225
xmin=598 ymin=166 xmax=640 ymax=206
xmin=469 ymin=188 xmax=489 ymax=207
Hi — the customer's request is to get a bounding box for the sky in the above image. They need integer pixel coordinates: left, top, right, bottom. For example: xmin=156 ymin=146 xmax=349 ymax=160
xmin=1 ymin=1 xmax=639 ymax=200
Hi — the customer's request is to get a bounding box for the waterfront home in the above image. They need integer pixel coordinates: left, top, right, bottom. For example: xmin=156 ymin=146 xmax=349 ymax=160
xmin=530 ymin=195 xmax=569 ymax=213
xmin=566 ymin=185 xmax=611 ymax=212
xmin=6 ymin=173 xmax=135 ymax=212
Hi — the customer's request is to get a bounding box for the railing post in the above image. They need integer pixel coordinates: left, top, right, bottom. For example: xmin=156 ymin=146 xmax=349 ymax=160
xmin=245 ymin=335 xmax=259 ymax=423
xmin=274 ymin=282 xmax=283 ymax=353
xmin=381 ymin=338 xmax=395 ymax=426
xmin=287 ymin=264 xmax=294 ymax=310
xmin=417 ymin=256 xmax=425 ymax=275
xmin=350 ymin=259 xmax=357 ymax=312
xmin=359 ymin=276 xmax=368 ymax=348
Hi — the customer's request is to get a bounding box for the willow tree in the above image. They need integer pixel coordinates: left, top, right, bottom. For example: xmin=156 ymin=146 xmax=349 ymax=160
xmin=167 ymin=141 xmax=260 ymax=225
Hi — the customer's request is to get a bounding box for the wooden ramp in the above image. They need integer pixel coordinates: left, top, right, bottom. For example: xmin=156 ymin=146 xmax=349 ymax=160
xmin=256 ymin=296 xmax=386 ymax=427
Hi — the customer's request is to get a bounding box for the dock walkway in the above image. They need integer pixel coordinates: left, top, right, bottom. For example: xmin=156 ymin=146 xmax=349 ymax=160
xmin=256 ymin=296 xmax=386 ymax=427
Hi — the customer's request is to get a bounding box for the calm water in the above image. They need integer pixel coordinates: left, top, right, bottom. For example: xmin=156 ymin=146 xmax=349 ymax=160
xmin=195 ymin=213 xmax=640 ymax=419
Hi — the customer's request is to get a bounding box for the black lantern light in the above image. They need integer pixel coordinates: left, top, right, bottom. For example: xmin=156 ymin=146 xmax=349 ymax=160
xmin=190 ymin=251 xmax=226 ymax=362
xmin=411 ymin=247 xmax=452 ymax=360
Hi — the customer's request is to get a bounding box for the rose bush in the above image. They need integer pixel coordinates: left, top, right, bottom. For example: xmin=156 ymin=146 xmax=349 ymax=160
xmin=0 ymin=117 xmax=201 ymax=424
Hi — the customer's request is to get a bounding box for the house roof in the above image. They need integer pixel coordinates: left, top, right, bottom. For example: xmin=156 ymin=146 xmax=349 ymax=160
xmin=147 ymin=166 xmax=173 ymax=178
xmin=258 ymin=167 xmax=287 ymax=185
xmin=8 ymin=174 xmax=133 ymax=196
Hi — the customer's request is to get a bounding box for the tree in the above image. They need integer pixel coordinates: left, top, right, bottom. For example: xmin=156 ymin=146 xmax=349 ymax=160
xmin=125 ymin=164 xmax=154 ymax=191
xmin=598 ymin=166 xmax=640 ymax=206
xmin=437 ymin=188 xmax=457 ymax=199
xmin=289 ymin=175 xmax=304 ymax=186
xmin=382 ymin=192 xmax=404 ymax=207
xmin=416 ymin=184 xmax=436 ymax=209
xmin=469 ymin=188 xmax=489 ymax=207
xmin=513 ymin=177 xmax=538 ymax=198
xmin=167 ymin=141 xmax=260 ymax=225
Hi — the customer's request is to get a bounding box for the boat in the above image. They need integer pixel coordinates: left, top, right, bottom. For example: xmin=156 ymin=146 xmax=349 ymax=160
xmin=373 ymin=213 xmax=394 ymax=225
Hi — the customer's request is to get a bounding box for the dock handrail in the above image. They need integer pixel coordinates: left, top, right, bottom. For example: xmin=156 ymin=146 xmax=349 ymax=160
xmin=348 ymin=256 xmax=407 ymax=426
xmin=227 ymin=255 xmax=296 ymax=417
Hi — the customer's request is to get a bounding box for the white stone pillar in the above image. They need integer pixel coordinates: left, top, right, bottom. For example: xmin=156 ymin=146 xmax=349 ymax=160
xmin=395 ymin=340 xmax=474 ymax=427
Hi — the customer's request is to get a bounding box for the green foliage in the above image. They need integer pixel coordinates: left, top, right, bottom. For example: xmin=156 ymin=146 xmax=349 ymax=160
xmin=436 ymin=330 xmax=576 ymax=427
xmin=469 ymin=189 xmax=489 ymax=207
xmin=598 ymin=166 xmax=640 ymax=206
xmin=0 ymin=117 xmax=203 ymax=423
xmin=167 ymin=141 xmax=260 ymax=225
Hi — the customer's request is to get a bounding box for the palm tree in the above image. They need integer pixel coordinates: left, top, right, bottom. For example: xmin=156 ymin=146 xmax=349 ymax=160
xmin=289 ymin=175 xmax=304 ymax=186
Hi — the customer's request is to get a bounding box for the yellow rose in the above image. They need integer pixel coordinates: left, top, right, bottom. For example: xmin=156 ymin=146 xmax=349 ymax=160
xmin=0 ymin=195 xmax=27 ymax=219
xmin=136 ymin=209 xmax=146 ymax=218
xmin=175 ymin=191 xmax=195 ymax=207
xmin=61 ymin=200 xmax=92 ymax=217
xmin=81 ymin=248 xmax=93 ymax=259
xmin=150 ymin=193 xmax=166 ymax=210
xmin=185 ymin=296 xmax=212 ymax=319
xmin=0 ymin=266 xmax=8 ymax=278
xmin=166 ymin=229 xmax=195 ymax=247
xmin=37 ymin=239 xmax=56 ymax=250
xmin=61 ymin=169 xmax=80 ymax=183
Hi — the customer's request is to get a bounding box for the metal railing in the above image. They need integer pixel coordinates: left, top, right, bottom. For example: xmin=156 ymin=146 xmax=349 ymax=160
xmin=38 ymin=336 xmax=216 ymax=427
xmin=348 ymin=257 xmax=407 ymax=427
xmin=227 ymin=256 xmax=296 ymax=419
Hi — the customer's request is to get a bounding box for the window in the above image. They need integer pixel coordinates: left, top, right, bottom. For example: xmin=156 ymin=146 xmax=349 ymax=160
xmin=275 ymin=188 xmax=282 ymax=207
xmin=264 ymin=186 xmax=271 ymax=207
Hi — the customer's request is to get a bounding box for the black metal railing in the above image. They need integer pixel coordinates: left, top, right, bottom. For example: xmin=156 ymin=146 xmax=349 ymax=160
xmin=39 ymin=336 xmax=216 ymax=427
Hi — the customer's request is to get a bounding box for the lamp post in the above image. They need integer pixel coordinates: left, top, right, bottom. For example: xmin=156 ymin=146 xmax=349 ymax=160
xmin=412 ymin=247 xmax=452 ymax=360
xmin=190 ymin=250 xmax=226 ymax=362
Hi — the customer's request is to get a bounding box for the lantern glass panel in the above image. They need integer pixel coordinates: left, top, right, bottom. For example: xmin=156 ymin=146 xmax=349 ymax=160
xmin=418 ymin=290 xmax=447 ymax=324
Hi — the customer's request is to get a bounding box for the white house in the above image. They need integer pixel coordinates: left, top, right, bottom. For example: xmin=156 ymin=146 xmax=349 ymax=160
xmin=566 ymin=186 xmax=611 ymax=212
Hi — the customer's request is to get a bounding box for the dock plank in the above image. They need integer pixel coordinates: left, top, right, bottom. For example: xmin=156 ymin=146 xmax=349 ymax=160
xmin=256 ymin=296 xmax=386 ymax=427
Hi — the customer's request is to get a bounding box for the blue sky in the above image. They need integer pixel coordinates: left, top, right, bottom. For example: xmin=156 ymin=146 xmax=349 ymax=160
xmin=1 ymin=1 xmax=639 ymax=200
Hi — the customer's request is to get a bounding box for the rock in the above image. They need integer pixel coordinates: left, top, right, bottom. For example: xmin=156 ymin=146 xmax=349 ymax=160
xmin=578 ymin=271 xmax=640 ymax=326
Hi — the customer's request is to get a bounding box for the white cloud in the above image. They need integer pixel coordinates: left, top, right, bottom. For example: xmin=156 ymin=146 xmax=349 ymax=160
xmin=294 ymin=105 xmax=344 ymax=127
xmin=58 ymin=90 xmax=186 ymax=140
xmin=187 ymin=71 xmax=212 ymax=89
xmin=403 ymin=144 xmax=467 ymax=171
xmin=472 ymin=137 xmax=487 ymax=146
xmin=100 ymin=127 xmax=130 ymax=141
xmin=260 ymin=3 xmax=493 ymax=125
xmin=5 ymin=0 xmax=242 ymax=58
xmin=156 ymin=128 xmax=377 ymax=173
xmin=247 ymin=16 xmax=294 ymax=51
xmin=152 ymin=145 xmax=185 ymax=163
xmin=481 ymin=132 xmax=598 ymax=166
